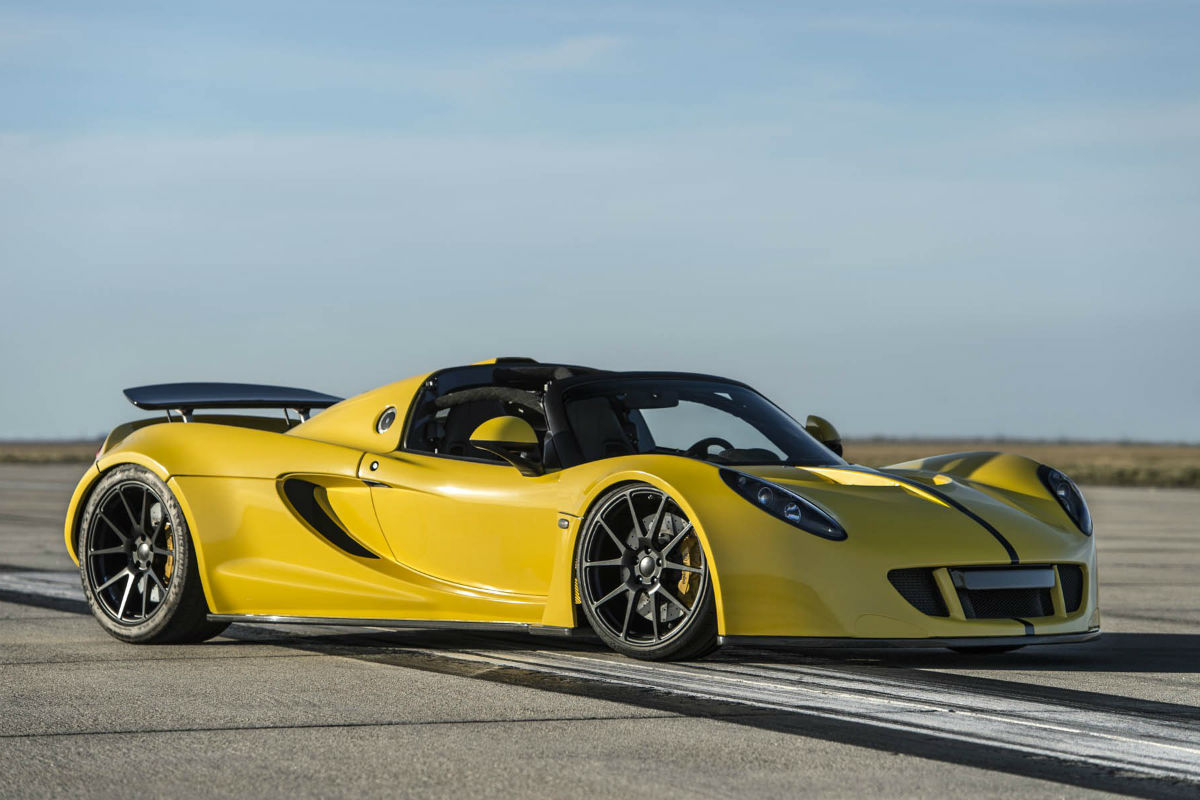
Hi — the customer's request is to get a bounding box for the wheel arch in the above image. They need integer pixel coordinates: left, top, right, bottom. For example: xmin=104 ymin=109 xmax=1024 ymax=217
xmin=66 ymin=458 xmax=220 ymax=614
xmin=565 ymin=467 xmax=729 ymax=636
xmin=64 ymin=463 xmax=102 ymax=566
xmin=66 ymin=449 xmax=174 ymax=565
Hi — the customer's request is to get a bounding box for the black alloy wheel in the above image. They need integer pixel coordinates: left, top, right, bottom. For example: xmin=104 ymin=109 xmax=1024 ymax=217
xmin=78 ymin=465 xmax=228 ymax=643
xmin=576 ymin=483 xmax=717 ymax=660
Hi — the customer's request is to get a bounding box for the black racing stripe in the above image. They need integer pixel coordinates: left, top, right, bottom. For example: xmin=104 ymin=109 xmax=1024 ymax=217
xmin=872 ymin=470 xmax=1020 ymax=565
xmin=1015 ymin=618 xmax=1036 ymax=635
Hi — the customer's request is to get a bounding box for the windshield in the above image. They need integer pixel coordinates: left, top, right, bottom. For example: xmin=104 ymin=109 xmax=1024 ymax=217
xmin=561 ymin=378 xmax=845 ymax=467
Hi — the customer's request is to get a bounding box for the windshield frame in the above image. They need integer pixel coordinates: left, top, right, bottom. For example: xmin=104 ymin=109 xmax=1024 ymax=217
xmin=543 ymin=372 xmax=847 ymax=469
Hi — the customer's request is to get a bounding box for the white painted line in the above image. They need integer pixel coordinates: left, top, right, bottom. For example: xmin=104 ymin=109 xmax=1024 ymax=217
xmin=4 ymin=569 xmax=1198 ymax=784
xmin=444 ymin=647 xmax=1200 ymax=783
xmin=0 ymin=569 xmax=84 ymax=602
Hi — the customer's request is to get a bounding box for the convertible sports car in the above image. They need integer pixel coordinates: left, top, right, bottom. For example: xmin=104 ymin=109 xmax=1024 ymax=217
xmin=63 ymin=357 xmax=1099 ymax=660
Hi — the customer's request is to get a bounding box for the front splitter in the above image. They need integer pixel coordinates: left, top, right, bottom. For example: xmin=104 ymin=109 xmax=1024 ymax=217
xmin=718 ymin=628 xmax=1101 ymax=650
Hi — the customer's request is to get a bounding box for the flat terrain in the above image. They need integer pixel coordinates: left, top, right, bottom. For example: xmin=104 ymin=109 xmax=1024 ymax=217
xmin=0 ymin=440 xmax=99 ymax=464
xmin=1 ymin=464 xmax=1198 ymax=798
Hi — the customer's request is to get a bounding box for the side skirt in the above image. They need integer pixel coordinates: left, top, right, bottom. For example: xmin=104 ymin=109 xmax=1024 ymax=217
xmin=206 ymin=613 xmax=587 ymax=638
xmin=719 ymin=629 xmax=1101 ymax=650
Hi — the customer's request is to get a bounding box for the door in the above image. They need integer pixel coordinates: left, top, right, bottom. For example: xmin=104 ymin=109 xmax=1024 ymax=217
xmin=362 ymin=451 xmax=565 ymax=598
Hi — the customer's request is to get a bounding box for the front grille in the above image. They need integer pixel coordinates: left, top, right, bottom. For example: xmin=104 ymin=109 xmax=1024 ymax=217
xmin=888 ymin=568 xmax=948 ymax=617
xmin=1059 ymin=565 xmax=1084 ymax=612
xmin=960 ymin=587 xmax=1054 ymax=619
xmin=890 ymin=565 xmax=1079 ymax=619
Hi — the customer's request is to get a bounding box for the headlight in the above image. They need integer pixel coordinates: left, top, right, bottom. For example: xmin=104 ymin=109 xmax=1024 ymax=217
xmin=719 ymin=469 xmax=846 ymax=540
xmin=1037 ymin=465 xmax=1092 ymax=535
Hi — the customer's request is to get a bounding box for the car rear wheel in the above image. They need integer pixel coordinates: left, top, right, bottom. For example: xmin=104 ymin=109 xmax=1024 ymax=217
xmin=77 ymin=465 xmax=228 ymax=643
xmin=576 ymin=483 xmax=718 ymax=661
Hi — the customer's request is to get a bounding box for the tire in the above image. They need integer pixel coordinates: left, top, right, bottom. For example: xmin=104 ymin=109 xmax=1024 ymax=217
xmin=949 ymin=645 xmax=1025 ymax=655
xmin=77 ymin=465 xmax=228 ymax=644
xmin=576 ymin=483 xmax=718 ymax=661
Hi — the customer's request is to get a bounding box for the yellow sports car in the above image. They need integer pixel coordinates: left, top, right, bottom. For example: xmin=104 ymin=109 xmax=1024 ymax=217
xmin=63 ymin=357 xmax=1099 ymax=660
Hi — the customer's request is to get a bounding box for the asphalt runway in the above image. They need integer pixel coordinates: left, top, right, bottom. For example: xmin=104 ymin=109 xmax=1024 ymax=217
xmin=1 ymin=463 xmax=1197 ymax=798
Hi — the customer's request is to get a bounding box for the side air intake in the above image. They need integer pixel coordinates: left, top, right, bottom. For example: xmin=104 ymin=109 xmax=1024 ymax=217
xmin=281 ymin=479 xmax=378 ymax=559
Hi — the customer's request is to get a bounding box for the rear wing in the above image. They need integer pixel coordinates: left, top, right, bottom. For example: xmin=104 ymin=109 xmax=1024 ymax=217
xmin=123 ymin=382 xmax=342 ymax=422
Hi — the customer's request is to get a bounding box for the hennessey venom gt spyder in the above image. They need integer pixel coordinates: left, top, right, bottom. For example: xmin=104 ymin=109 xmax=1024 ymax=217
xmin=64 ymin=357 xmax=1099 ymax=660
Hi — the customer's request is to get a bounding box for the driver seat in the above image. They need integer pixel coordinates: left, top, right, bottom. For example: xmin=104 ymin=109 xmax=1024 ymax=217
xmin=566 ymin=397 xmax=635 ymax=461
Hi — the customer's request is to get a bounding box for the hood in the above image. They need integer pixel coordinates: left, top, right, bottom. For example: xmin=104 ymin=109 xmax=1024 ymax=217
xmin=732 ymin=464 xmax=1077 ymax=565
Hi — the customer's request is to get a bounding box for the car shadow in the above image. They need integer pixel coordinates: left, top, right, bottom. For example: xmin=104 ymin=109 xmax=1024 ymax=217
xmin=218 ymin=627 xmax=1200 ymax=676
xmin=719 ymin=632 xmax=1200 ymax=674
xmin=219 ymin=626 xmax=1200 ymax=716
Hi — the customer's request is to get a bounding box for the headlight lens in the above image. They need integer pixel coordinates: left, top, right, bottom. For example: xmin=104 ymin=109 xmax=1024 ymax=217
xmin=720 ymin=469 xmax=847 ymax=540
xmin=1037 ymin=465 xmax=1092 ymax=535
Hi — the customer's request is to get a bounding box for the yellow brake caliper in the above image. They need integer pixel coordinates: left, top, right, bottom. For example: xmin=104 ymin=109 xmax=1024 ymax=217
xmin=677 ymin=532 xmax=698 ymax=606
xmin=163 ymin=523 xmax=174 ymax=581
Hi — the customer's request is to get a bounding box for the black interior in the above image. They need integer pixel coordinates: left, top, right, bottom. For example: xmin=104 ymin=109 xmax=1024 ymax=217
xmin=564 ymin=396 xmax=637 ymax=461
xmin=402 ymin=361 xmax=592 ymax=466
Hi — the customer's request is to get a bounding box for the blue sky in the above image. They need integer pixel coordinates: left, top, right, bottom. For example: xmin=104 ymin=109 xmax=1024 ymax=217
xmin=1 ymin=1 xmax=1198 ymax=440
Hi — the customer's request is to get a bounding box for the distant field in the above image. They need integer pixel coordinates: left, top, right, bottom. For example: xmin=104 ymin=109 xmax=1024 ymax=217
xmin=0 ymin=440 xmax=100 ymax=464
xmin=1 ymin=438 xmax=1198 ymax=488
xmin=846 ymin=439 xmax=1200 ymax=488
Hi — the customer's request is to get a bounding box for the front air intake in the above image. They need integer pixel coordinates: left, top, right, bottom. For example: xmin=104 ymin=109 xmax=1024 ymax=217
xmin=958 ymin=587 xmax=1054 ymax=619
xmin=1059 ymin=565 xmax=1084 ymax=613
xmin=887 ymin=568 xmax=949 ymax=617
xmin=890 ymin=565 xmax=1080 ymax=620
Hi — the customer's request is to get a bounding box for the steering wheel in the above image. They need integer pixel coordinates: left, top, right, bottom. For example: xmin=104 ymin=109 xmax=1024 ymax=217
xmin=685 ymin=436 xmax=735 ymax=458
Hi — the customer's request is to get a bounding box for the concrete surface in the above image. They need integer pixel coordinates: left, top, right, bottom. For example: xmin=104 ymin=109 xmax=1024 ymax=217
xmin=1 ymin=463 xmax=1197 ymax=798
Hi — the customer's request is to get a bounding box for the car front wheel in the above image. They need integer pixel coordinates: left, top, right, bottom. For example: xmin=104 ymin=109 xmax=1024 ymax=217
xmin=576 ymin=483 xmax=718 ymax=661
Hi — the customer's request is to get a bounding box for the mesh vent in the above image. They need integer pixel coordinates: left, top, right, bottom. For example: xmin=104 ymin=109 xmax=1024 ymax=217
xmin=1059 ymin=565 xmax=1084 ymax=613
xmin=960 ymin=587 xmax=1053 ymax=619
xmin=888 ymin=568 xmax=948 ymax=617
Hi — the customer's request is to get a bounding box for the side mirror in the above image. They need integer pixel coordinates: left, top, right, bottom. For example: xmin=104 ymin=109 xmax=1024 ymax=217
xmin=468 ymin=416 xmax=543 ymax=476
xmin=805 ymin=414 xmax=843 ymax=457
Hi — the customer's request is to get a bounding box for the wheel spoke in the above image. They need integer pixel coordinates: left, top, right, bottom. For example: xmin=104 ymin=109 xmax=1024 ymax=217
xmin=620 ymin=590 xmax=637 ymax=640
xmin=150 ymin=546 xmax=170 ymax=556
xmin=116 ymin=572 xmax=135 ymax=619
xmin=661 ymin=523 xmax=693 ymax=555
xmin=139 ymin=486 xmax=149 ymax=531
xmin=659 ymin=586 xmax=692 ymax=614
xmin=140 ymin=574 xmax=149 ymax=618
xmin=626 ymin=494 xmax=644 ymax=539
xmin=591 ymin=583 xmax=627 ymax=609
xmin=597 ymin=518 xmax=627 ymax=553
xmin=148 ymin=568 xmax=167 ymax=593
xmin=149 ymin=507 xmax=166 ymax=543
xmin=649 ymin=493 xmax=668 ymax=541
xmin=117 ymin=487 xmax=138 ymax=529
xmin=583 ymin=558 xmax=624 ymax=569
xmin=88 ymin=546 xmax=125 ymax=558
xmin=664 ymin=560 xmax=703 ymax=574
xmin=96 ymin=567 xmax=131 ymax=592
xmin=650 ymin=592 xmax=659 ymax=641
xmin=98 ymin=513 xmax=128 ymax=543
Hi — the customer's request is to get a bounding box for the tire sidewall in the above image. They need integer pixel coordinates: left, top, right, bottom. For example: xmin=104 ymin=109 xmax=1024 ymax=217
xmin=77 ymin=465 xmax=195 ymax=642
